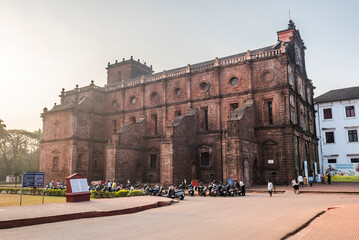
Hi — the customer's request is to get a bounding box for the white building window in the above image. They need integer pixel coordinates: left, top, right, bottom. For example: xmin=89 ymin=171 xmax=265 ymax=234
xmin=323 ymin=108 xmax=332 ymax=120
xmin=325 ymin=131 xmax=335 ymax=144
xmin=345 ymin=106 xmax=355 ymax=118
xmin=327 ymin=158 xmax=337 ymax=164
xmin=348 ymin=130 xmax=358 ymax=142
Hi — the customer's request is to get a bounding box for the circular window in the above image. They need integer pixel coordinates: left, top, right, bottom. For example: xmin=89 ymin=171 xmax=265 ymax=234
xmin=175 ymin=88 xmax=181 ymax=96
xmin=229 ymin=77 xmax=239 ymax=86
xmin=262 ymin=70 xmax=275 ymax=82
xmin=199 ymin=82 xmax=209 ymax=92
xmin=130 ymin=96 xmax=137 ymax=104
xmin=151 ymin=92 xmax=158 ymax=101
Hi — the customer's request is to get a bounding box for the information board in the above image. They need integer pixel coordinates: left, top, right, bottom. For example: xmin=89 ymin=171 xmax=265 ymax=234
xmin=70 ymin=178 xmax=89 ymax=193
xmin=228 ymin=178 xmax=233 ymax=186
xmin=23 ymin=172 xmax=45 ymax=188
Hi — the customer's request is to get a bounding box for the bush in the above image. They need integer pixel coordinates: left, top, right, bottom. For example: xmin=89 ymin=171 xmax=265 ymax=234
xmin=116 ymin=190 xmax=129 ymax=197
xmin=45 ymin=189 xmax=66 ymax=196
xmin=0 ymin=187 xmax=67 ymax=196
xmin=129 ymin=190 xmax=144 ymax=197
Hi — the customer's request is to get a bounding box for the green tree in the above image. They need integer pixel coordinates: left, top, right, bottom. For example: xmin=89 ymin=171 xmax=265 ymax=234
xmin=0 ymin=119 xmax=6 ymax=138
xmin=0 ymin=121 xmax=41 ymax=179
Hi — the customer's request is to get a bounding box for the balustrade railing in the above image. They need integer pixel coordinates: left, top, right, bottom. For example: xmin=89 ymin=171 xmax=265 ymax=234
xmin=63 ymin=47 xmax=283 ymax=95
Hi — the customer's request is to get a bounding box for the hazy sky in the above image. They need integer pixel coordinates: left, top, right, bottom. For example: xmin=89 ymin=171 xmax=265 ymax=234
xmin=1 ymin=0 xmax=359 ymax=131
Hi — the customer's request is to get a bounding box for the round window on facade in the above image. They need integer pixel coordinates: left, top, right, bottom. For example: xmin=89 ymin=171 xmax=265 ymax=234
xmin=229 ymin=77 xmax=239 ymax=87
xmin=199 ymin=82 xmax=209 ymax=92
xmin=175 ymin=88 xmax=182 ymax=96
xmin=151 ymin=92 xmax=159 ymax=101
xmin=262 ymin=70 xmax=275 ymax=82
xmin=130 ymin=96 xmax=137 ymax=104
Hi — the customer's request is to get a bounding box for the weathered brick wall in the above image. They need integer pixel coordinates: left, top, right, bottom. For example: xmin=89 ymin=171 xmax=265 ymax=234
xmin=114 ymin=118 xmax=147 ymax=183
xmin=40 ymin=140 xmax=73 ymax=183
xmin=123 ymin=86 xmax=143 ymax=111
xmin=42 ymin=111 xmax=73 ymax=140
xmin=171 ymin=112 xmax=198 ymax=185
xmin=166 ymin=76 xmax=189 ymax=104
xmin=219 ymin=64 xmax=250 ymax=95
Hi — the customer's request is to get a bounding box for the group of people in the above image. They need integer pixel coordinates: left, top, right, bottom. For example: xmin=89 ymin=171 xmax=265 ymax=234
xmin=235 ymin=180 xmax=246 ymax=196
xmin=291 ymin=174 xmax=318 ymax=194
xmin=91 ymin=179 xmax=135 ymax=192
xmin=45 ymin=180 xmax=66 ymax=189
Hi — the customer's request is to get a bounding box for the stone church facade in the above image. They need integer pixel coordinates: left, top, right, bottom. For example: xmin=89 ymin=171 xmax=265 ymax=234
xmin=40 ymin=21 xmax=318 ymax=186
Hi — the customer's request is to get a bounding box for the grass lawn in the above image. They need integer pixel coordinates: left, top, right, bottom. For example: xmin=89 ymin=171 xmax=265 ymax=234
xmin=0 ymin=194 xmax=66 ymax=207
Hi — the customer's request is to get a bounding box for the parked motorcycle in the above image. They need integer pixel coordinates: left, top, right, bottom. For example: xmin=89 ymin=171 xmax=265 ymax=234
xmin=167 ymin=185 xmax=185 ymax=200
xmin=218 ymin=183 xmax=227 ymax=197
xmin=187 ymin=183 xmax=194 ymax=196
xmin=144 ymin=184 xmax=161 ymax=196
xmin=197 ymin=185 xmax=207 ymax=197
xmin=209 ymin=182 xmax=218 ymax=197
xmin=226 ymin=184 xmax=235 ymax=197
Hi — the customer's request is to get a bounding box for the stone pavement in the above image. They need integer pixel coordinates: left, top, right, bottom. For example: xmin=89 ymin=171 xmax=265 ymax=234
xmin=1 ymin=182 xmax=358 ymax=239
xmin=249 ymin=182 xmax=359 ymax=239
xmin=0 ymin=196 xmax=172 ymax=229
xmin=249 ymin=182 xmax=359 ymax=194
xmin=287 ymin=203 xmax=359 ymax=240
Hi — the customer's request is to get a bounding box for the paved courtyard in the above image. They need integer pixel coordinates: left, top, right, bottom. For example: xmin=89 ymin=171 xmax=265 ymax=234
xmin=1 ymin=190 xmax=359 ymax=240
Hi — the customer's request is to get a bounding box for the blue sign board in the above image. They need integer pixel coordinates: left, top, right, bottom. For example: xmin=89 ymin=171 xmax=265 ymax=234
xmin=228 ymin=178 xmax=233 ymax=186
xmin=23 ymin=172 xmax=45 ymax=187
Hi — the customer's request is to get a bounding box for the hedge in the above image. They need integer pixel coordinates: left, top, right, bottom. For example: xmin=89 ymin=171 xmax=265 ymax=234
xmin=91 ymin=189 xmax=144 ymax=199
xmin=1 ymin=188 xmax=143 ymax=198
xmin=0 ymin=188 xmax=66 ymax=196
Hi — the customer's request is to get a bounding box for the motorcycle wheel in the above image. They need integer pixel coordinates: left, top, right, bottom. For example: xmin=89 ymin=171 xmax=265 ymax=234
xmin=179 ymin=195 xmax=184 ymax=200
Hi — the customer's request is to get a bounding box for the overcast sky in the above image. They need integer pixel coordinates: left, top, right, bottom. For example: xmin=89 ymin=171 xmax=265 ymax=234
xmin=1 ymin=0 xmax=359 ymax=131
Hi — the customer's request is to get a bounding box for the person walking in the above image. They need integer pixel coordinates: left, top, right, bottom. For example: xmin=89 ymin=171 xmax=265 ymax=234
xmin=327 ymin=172 xmax=332 ymax=185
xmin=298 ymin=175 xmax=304 ymax=188
xmin=107 ymin=180 xmax=112 ymax=191
xmin=111 ymin=180 xmax=117 ymax=191
xmin=291 ymin=179 xmax=296 ymax=194
xmin=292 ymin=178 xmax=299 ymax=194
xmin=239 ymin=180 xmax=245 ymax=196
xmin=308 ymin=175 xmax=314 ymax=187
xmin=268 ymin=181 xmax=274 ymax=197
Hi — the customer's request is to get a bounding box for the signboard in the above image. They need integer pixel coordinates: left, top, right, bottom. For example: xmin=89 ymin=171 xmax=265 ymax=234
xmin=228 ymin=178 xmax=233 ymax=186
xmin=70 ymin=178 xmax=89 ymax=193
xmin=22 ymin=172 xmax=45 ymax=188
xmin=324 ymin=163 xmax=359 ymax=182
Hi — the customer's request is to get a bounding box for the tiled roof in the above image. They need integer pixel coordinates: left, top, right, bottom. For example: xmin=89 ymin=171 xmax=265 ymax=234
xmin=47 ymin=102 xmax=74 ymax=112
xmin=314 ymin=86 xmax=359 ymax=103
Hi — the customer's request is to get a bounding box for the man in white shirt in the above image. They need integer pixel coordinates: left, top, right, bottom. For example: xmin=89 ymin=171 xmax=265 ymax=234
xmin=298 ymin=175 xmax=304 ymax=188
xmin=268 ymin=181 xmax=273 ymax=197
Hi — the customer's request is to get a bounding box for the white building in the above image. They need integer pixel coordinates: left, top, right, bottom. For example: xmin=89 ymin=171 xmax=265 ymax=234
xmin=314 ymin=86 xmax=359 ymax=181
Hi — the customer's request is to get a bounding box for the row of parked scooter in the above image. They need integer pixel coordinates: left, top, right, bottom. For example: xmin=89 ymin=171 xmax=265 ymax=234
xmin=144 ymin=181 xmax=245 ymax=200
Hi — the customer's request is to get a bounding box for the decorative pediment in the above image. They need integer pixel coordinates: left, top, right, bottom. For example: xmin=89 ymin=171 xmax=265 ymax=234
xmin=262 ymin=139 xmax=278 ymax=145
xmin=78 ymin=147 xmax=87 ymax=153
xmin=199 ymin=144 xmax=212 ymax=152
xmin=52 ymin=149 xmax=60 ymax=154
xmin=149 ymin=147 xmax=159 ymax=154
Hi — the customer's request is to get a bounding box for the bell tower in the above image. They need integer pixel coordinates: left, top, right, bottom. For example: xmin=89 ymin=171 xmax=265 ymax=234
xmin=106 ymin=56 xmax=154 ymax=86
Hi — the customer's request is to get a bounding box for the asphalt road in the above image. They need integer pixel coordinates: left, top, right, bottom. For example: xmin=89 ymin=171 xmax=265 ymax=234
xmin=2 ymin=192 xmax=359 ymax=240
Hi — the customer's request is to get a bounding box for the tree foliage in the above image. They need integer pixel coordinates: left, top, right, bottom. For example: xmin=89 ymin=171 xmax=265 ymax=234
xmin=0 ymin=119 xmax=41 ymax=180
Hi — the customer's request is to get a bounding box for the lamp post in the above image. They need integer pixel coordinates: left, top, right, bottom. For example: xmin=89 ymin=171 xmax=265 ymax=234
xmin=148 ymin=173 xmax=153 ymax=188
